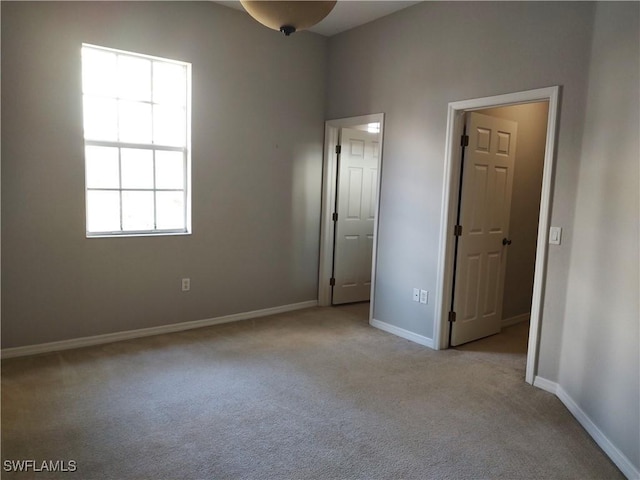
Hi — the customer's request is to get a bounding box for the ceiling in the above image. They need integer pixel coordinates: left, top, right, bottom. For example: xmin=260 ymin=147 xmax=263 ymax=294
xmin=215 ymin=1 xmax=421 ymax=37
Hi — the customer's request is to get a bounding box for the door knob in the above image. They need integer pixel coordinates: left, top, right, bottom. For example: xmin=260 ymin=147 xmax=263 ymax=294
xmin=502 ymin=238 xmax=512 ymax=246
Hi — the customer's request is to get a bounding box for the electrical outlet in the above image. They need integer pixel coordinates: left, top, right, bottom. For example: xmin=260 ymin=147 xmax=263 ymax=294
xmin=420 ymin=289 xmax=429 ymax=304
xmin=412 ymin=288 xmax=420 ymax=302
xmin=181 ymin=278 xmax=190 ymax=292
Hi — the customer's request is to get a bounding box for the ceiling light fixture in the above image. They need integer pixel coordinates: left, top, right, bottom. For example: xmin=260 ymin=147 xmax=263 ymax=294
xmin=239 ymin=1 xmax=337 ymax=36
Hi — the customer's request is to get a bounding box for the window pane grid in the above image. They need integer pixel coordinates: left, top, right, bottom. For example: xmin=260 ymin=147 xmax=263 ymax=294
xmin=81 ymin=96 xmax=186 ymax=147
xmin=85 ymin=146 xmax=187 ymax=230
xmin=82 ymin=93 xmax=188 ymax=108
xmin=118 ymin=145 xmax=123 ymax=231
xmin=152 ymin=150 xmax=158 ymax=201
xmin=82 ymin=44 xmax=190 ymax=236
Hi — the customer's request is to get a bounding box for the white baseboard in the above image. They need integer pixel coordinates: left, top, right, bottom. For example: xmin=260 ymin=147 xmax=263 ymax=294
xmin=534 ymin=376 xmax=639 ymax=479
xmin=502 ymin=312 xmax=530 ymax=328
xmin=1 ymin=300 xmax=318 ymax=359
xmin=370 ymin=318 xmax=434 ymax=349
xmin=533 ymin=376 xmax=558 ymax=394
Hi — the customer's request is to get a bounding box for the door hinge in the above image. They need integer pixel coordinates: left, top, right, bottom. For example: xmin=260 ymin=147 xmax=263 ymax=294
xmin=460 ymin=134 xmax=469 ymax=147
xmin=448 ymin=311 xmax=457 ymax=323
xmin=332 ymin=212 xmax=338 ymax=222
xmin=330 ymin=277 xmax=336 ymax=286
xmin=454 ymin=225 xmax=463 ymax=236
xmin=335 ymin=144 xmax=342 ymax=154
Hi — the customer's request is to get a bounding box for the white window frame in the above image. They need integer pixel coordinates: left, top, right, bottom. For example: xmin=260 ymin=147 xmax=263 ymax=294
xmin=82 ymin=44 xmax=192 ymax=238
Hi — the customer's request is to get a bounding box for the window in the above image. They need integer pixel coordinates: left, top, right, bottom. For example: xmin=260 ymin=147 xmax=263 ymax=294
xmin=81 ymin=44 xmax=191 ymax=236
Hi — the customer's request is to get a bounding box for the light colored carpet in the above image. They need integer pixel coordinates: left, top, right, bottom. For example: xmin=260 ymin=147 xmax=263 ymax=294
xmin=1 ymin=304 xmax=623 ymax=479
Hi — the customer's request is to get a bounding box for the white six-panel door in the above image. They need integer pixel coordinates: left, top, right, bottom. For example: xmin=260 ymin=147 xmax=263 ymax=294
xmin=332 ymin=128 xmax=379 ymax=305
xmin=451 ymin=112 xmax=517 ymax=346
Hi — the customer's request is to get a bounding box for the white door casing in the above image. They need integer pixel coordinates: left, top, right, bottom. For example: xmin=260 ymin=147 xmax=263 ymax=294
xmin=435 ymin=86 xmax=560 ymax=385
xmin=451 ymin=112 xmax=517 ymax=346
xmin=317 ymin=113 xmax=384 ymax=317
xmin=332 ymin=128 xmax=379 ymax=305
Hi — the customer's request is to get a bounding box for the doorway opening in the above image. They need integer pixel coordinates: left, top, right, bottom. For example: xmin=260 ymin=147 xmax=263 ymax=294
xmin=451 ymin=103 xmax=550 ymax=368
xmin=434 ymin=87 xmax=560 ymax=385
xmin=318 ymin=114 xmax=385 ymax=320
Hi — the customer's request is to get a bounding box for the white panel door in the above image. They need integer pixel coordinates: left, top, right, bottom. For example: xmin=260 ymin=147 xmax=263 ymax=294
xmin=451 ymin=112 xmax=517 ymax=346
xmin=332 ymin=128 xmax=379 ymax=305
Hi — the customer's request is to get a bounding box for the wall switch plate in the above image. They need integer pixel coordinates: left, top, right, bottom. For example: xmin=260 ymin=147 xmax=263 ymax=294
xmin=549 ymin=226 xmax=562 ymax=245
xmin=412 ymin=288 xmax=420 ymax=302
xmin=420 ymin=290 xmax=429 ymax=304
xmin=182 ymin=278 xmax=191 ymax=292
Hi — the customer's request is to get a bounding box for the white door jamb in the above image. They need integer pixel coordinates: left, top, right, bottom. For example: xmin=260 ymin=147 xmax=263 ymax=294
xmin=433 ymin=87 xmax=560 ymax=385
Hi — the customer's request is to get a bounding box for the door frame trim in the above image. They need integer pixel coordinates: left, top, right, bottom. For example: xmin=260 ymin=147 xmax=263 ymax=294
xmin=318 ymin=113 xmax=385 ymax=318
xmin=433 ymin=87 xmax=560 ymax=385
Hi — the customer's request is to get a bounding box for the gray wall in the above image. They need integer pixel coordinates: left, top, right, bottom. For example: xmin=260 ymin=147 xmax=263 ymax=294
xmin=326 ymin=2 xmax=593 ymax=373
xmin=1 ymin=2 xmax=327 ymax=348
xmin=559 ymin=2 xmax=639 ymax=468
xmin=479 ymin=103 xmax=548 ymax=321
xmin=327 ymin=1 xmax=638 ymax=470
xmin=2 ymin=0 xmax=638 ymax=471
